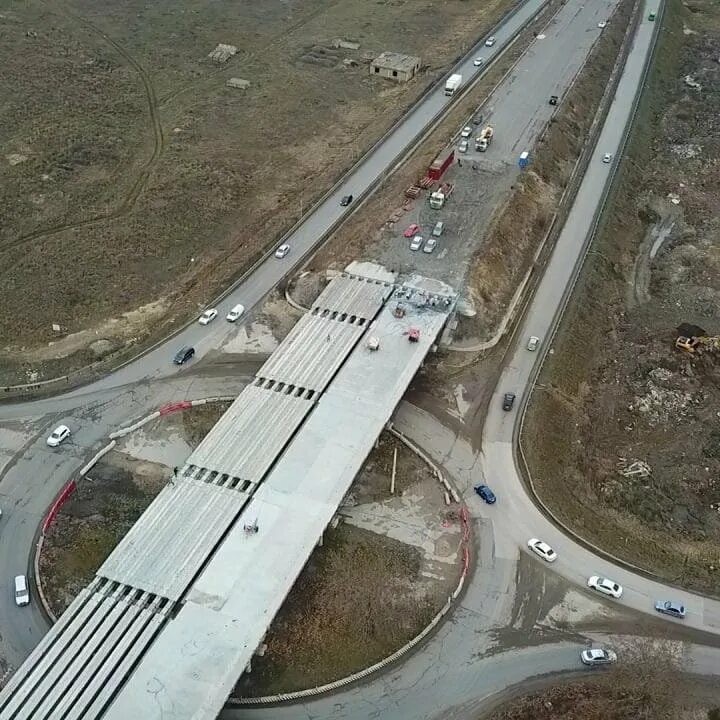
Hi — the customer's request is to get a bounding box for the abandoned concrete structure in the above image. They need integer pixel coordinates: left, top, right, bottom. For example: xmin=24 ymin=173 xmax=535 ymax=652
xmin=370 ymin=51 xmax=421 ymax=82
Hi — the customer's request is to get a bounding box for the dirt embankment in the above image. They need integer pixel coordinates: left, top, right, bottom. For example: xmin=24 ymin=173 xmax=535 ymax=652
xmin=523 ymin=0 xmax=720 ymax=592
xmin=456 ymin=0 xmax=637 ymax=341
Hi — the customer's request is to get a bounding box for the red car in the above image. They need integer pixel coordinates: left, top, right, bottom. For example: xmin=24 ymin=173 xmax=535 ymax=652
xmin=403 ymin=223 xmax=420 ymax=238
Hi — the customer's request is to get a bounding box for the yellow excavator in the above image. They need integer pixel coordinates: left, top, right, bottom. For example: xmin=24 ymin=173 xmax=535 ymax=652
xmin=675 ymin=323 xmax=720 ymax=354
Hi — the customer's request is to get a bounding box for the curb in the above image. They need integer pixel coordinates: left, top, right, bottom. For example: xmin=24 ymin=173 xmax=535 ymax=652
xmin=1 ymin=0 xmax=549 ymax=402
xmin=33 ymin=396 xmax=237 ymax=623
xmin=448 ymin=0 xmax=639 ymax=353
xmin=229 ymin=506 xmax=471 ymax=706
xmin=511 ymin=0 xmax=706 ymax=596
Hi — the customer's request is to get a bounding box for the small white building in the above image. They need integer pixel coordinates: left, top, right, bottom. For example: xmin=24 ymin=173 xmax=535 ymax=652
xmin=370 ymin=52 xmax=421 ymax=82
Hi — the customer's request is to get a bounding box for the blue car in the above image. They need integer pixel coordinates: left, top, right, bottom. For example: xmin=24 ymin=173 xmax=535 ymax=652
xmin=655 ymin=600 xmax=686 ymax=619
xmin=474 ymin=484 xmax=496 ymax=504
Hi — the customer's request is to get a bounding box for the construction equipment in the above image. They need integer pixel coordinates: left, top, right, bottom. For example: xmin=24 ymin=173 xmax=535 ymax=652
xmin=475 ymin=125 xmax=494 ymax=152
xmin=675 ymin=323 xmax=720 ymax=354
xmin=429 ymin=182 xmax=454 ymax=209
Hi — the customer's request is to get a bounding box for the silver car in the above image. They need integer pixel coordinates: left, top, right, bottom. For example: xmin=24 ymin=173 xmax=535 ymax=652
xmin=580 ymin=648 xmax=617 ymax=666
xmin=423 ymin=237 xmax=437 ymax=254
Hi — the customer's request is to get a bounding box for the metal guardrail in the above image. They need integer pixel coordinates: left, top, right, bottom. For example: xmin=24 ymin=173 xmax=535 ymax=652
xmin=512 ymin=0 xmax=705 ymax=596
xmin=1 ymin=0 xmax=551 ymax=400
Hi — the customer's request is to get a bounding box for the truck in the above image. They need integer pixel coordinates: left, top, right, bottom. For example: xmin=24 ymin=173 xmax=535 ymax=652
xmin=475 ymin=125 xmax=494 ymax=152
xmin=429 ymin=182 xmax=454 ymax=209
xmin=427 ymin=148 xmax=455 ymax=181
xmin=444 ymin=73 xmax=462 ymax=96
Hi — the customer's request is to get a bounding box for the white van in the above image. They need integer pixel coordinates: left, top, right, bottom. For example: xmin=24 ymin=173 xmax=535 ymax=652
xmin=226 ymin=304 xmax=245 ymax=322
xmin=14 ymin=575 xmax=30 ymax=606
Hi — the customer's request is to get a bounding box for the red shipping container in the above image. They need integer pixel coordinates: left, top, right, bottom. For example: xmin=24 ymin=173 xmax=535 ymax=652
xmin=427 ymin=148 xmax=455 ymax=181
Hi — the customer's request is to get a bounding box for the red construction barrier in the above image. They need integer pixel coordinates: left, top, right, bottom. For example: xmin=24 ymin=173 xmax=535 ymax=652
xmin=159 ymin=401 xmax=193 ymax=416
xmin=43 ymin=480 xmax=77 ymax=534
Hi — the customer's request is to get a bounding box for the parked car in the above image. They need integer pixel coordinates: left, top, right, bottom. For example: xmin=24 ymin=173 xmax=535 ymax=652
xmin=432 ymin=221 xmax=445 ymax=237
xmin=598 ymin=20 xmax=607 ymax=28
xmin=340 ymin=194 xmax=353 ymax=206
xmin=474 ymin=484 xmax=497 ymax=504
xmin=226 ymin=304 xmax=245 ymax=322
xmin=458 ymin=139 xmax=469 ymax=153
xmin=173 ymin=346 xmax=195 ymax=365
xmin=198 ymin=308 xmax=218 ymax=325
xmin=580 ymin=648 xmax=617 ymax=666
xmin=423 ymin=237 xmax=437 ymax=254
xmin=473 ymin=114 xmax=484 ymax=126
xmin=404 ymin=223 xmax=420 ymax=238
xmin=655 ymin=600 xmax=686 ymax=618
xmin=473 ymin=57 xmax=485 ymax=67
xmin=410 ymin=235 xmax=423 ymax=251
xmin=527 ymin=538 xmax=557 ymax=562
xmin=549 ymin=95 xmax=559 ymax=105
xmin=274 ymin=244 xmax=290 ymax=259
xmin=460 ymin=126 xmax=472 ymax=138
xmin=47 ymin=425 xmax=71 ymax=447
xmin=485 ymin=36 xmax=496 ymax=47
xmin=527 ymin=336 xmax=540 ymax=351
xmin=14 ymin=575 xmax=30 ymax=607
xmin=502 ymin=392 xmax=516 ymax=411
xmin=602 ymin=152 xmax=613 ymax=163
xmin=587 ymin=575 xmax=623 ymax=599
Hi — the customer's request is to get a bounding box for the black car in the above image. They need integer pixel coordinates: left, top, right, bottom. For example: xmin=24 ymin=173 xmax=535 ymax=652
xmin=474 ymin=484 xmax=496 ymax=504
xmin=340 ymin=194 xmax=353 ymax=207
xmin=549 ymin=95 xmax=559 ymax=106
xmin=502 ymin=392 xmax=516 ymax=411
xmin=472 ymin=114 xmax=484 ymax=126
xmin=173 ymin=346 xmax=195 ymax=365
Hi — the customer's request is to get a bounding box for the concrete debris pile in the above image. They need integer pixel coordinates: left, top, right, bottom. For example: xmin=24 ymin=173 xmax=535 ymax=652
xmin=616 ymin=457 xmax=652 ymax=479
xmin=300 ymin=44 xmax=342 ymax=67
xmin=208 ymin=44 xmax=237 ymax=64
xmin=628 ymin=376 xmax=693 ymax=426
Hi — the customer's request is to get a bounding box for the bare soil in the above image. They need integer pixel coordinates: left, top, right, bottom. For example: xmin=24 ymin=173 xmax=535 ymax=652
xmin=484 ymin=676 xmax=720 ymax=720
xmin=235 ymin=430 xmax=461 ymax=697
xmin=0 ymin=0 xmax=515 ymax=384
xmin=523 ymin=0 xmax=720 ymax=593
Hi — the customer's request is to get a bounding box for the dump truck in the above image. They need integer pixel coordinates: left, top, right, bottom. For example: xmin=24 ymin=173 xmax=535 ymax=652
xmin=475 ymin=125 xmax=494 ymax=152
xmin=429 ymin=182 xmax=454 ymax=209
xmin=444 ymin=73 xmax=462 ymax=96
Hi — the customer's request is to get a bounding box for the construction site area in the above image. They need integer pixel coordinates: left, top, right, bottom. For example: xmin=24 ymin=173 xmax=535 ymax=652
xmin=0 ymin=0 xmax=514 ymax=384
xmin=524 ymin=0 xmax=720 ymax=594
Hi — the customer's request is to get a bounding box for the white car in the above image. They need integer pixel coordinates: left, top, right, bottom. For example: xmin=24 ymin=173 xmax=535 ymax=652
xmin=14 ymin=575 xmax=30 ymax=607
xmin=274 ymin=244 xmax=290 ymax=259
xmin=587 ymin=575 xmax=623 ymax=599
xmin=473 ymin=57 xmax=485 ymax=67
xmin=581 ymin=648 xmax=617 ymax=666
xmin=485 ymin=36 xmax=496 ymax=47
xmin=410 ymin=235 xmax=423 ymax=251
xmin=198 ymin=308 xmax=218 ymax=325
xmin=226 ymin=304 xmax=245 ymax=322
xmin=602 ymin=152 xmax=613 ymax=163
xmin=527 ymin=538 xmax=557 ymax=562
xmin=527 ymin=336 xmax=540 ymax=351
xmin=458 ymin=139 xmax=469 ymax=153
xmin=598 ymin=20 xmax=607 ymax=28
xmin=460 ymin=126 xmax=472 ymax=138
xmin=47 ymin=425 xmax=71 ymax=447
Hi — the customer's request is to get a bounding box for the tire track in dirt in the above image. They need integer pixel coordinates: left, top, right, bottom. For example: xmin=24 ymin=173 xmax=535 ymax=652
xmin=1 ymin=2 xmax=164 ymax=258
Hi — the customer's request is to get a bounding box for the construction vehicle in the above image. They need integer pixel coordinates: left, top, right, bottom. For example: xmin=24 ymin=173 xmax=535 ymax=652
xmin=475 ymin=125 xmax=494 ymax=152
xmin=444 ymin=73 xmax=462 ymax=96
xmin=675 ymin=323 xmax=720 ymax=354
xmin=429 ymin=182 xmax=454 ymax=209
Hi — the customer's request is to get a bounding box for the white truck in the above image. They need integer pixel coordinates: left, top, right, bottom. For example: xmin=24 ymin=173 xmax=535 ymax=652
xmin=475 ymin=125 xmax=494 ymax=152
xmin=444 ymin=73 xmax=462 ymax=96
